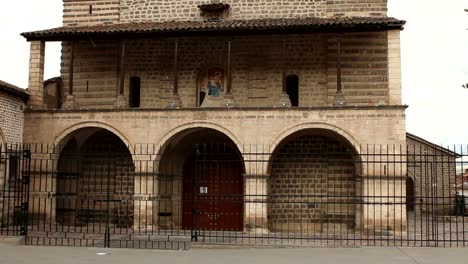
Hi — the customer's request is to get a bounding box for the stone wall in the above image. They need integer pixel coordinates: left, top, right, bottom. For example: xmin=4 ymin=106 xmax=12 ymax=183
xmin=269 ymin=134 xmax=357 ymax=233
xmin=63 ymin=0 xmax=388 ymax=27
xmin=60 ymin=32 xmax=390 ymax=109
xmin=407 ymin=137 xmax=457 ymax=214
xmin=0 ymin=92 xmax=25 ymax=145
xmin=63 ymin=0 xmax=120 ymax=26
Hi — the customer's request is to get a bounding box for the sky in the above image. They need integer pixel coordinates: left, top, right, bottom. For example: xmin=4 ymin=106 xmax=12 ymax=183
xmin=0 ymin=0 xmax=467 ymax=145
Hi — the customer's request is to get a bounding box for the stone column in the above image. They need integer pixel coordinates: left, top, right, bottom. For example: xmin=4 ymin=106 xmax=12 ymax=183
xmin=388 ymin=30 xmax=402 ymax=105
xmin=27 ymin=41 xmax=45 ymax=109
xmin=243 ymin=151 xmax=270 ymax=233
xmin=244 ymin=174 xmax=269 ymax=233
xmin=361 ymin=148 xmax=407 ymax=233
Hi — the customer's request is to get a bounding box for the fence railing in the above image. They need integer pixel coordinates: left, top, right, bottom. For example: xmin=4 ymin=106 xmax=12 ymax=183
xmin=0 ymin=143 xmax=466 ymax=248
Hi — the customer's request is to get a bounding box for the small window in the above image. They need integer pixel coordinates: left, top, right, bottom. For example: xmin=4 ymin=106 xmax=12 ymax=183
xmin=286 ymin=75 xmax=299 ymax=107
xmin=129 ymin=77 xmax=141 ymax=108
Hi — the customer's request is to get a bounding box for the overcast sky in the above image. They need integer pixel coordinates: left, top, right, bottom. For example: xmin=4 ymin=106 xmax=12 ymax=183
xmin=0 ymin=0 xmax=467 ymax=145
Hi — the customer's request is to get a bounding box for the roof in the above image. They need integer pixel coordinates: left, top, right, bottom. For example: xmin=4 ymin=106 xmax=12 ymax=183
xmin=0 ymin=80 xmax=29 ymax=101
xmin=406 ymin=132 xmax=461 ymax=158
xmin=21 ymin=16 xmax=406 ymax=41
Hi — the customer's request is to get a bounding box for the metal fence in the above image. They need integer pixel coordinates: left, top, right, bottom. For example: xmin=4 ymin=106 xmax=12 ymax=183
xmin=0 ymin=143 xmax=466 ymax=249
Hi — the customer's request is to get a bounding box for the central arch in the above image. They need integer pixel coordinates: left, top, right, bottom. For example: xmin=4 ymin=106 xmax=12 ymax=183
xmin=157 ymin=128 xmax=245 ymax=231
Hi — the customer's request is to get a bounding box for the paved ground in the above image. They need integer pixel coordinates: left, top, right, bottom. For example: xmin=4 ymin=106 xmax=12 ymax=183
xmin=1 ymin=243 xmax=468 ymax=264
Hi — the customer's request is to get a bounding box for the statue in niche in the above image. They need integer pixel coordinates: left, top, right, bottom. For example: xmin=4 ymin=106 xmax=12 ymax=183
xmin=198 ymin=67 xmax=225 ymax=107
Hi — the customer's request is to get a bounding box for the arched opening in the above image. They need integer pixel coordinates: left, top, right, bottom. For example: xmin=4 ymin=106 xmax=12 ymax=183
xmin=158 ymin=128 xmax=244 ymax=231
xmin=268 ymin=129 xmax=361 ymax=233
xmin=406 ymin=177 xmax=415 ymax=212
xmin=286 ymin=75 xmax=299 ymax=107
xmin=56 ymin=128 xmax=134 ymax=228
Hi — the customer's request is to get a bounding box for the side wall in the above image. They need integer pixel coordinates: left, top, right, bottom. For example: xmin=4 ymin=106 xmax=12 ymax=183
xmin=0 ymin=93 xmax=25 ymax=144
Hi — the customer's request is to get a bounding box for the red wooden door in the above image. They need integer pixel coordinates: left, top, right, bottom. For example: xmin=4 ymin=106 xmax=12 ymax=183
xmin=183 ymin=158 xmax=243 ymax=231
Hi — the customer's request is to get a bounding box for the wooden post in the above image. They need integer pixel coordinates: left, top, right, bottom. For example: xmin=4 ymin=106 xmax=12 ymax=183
xmin=227 ymin=40 xmax=232 ymax=94
xmin=336 ymin=34 xmax=342 ymax=94
xmin=282 ymin=38 xmax=287 ymax=93
xmin=69 ymin=41 xmax=75 ymax=96
xmin=173 ymin=39 xmax=179 ymax=95
xmin=118 ymin=40 xmax=126 ymax=95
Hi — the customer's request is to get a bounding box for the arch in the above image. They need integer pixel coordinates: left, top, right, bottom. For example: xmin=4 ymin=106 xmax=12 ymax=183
xmin=267 ymin=125 xmax=363 ymax=233
xmin=53 ymin=121 xmax=134 ymax=150
xmin=156 ymin=122 xmax=244 ymax=161
xmin=156 ymin=126 xmax=245 ymax=231
xmin=270 ymin=122 xmax=361 ymax=155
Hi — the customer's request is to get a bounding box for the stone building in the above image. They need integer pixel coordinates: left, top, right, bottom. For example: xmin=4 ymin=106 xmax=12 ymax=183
xmin=0 ymin=80 xmax=28 ymax=227
xmin=406 ymin=133 xmax=459 ymax=214
xmin=19 ymin=0 xmax=407 ymax=236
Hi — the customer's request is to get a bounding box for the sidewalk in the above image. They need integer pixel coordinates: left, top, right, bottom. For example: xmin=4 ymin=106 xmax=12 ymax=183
xmin=1 ymin=243 xmax=468 ymax=264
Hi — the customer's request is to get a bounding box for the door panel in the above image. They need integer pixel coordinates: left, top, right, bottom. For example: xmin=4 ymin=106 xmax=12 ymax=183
xmin=183 ymin=158 xmax=243 ymax=231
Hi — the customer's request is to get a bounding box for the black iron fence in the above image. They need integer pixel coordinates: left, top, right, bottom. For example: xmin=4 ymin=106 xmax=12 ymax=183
xmin=0 ymin=143 xmax=466 ymax=248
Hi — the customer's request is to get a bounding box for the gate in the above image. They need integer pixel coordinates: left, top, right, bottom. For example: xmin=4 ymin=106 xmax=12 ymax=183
xmin=0 ymin=143 xmax=467 ymax=248
xmin=183 ymin=144 xmax=244 ymax=241
xmin=0 ymin=145 xmax=31 ymax=237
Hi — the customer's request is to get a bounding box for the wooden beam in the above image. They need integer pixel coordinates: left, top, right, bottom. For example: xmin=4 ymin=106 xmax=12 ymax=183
xmin=68 ymin=41 xmax=75 ymax=95
xmin=282 ymin=38 xmax=287 ymax=93
xmin=173 ymin=39 xmax=179 ymax=95
xmin=227 ymin=40 xmax=232 ymax=94
xmin=336 ymin=34 xmax=342 ymax=93
xmin=118 ymin=40 xmax=126 ymax=95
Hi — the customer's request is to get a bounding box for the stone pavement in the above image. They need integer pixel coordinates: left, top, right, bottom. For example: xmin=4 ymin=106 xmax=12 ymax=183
xmin=0 ymin=243 xmax=467 ymax=264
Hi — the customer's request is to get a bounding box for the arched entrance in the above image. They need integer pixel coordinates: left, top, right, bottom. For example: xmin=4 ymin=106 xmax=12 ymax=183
xmin=158 ymin=128 xmax=244 ymax=231
xmin=56 ymin=128 xmax=134 ymax=228
xmin=268 ymin=129 xmax=361 ymax=233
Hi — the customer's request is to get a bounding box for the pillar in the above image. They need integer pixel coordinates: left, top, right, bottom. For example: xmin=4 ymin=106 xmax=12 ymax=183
xmin=63 ymin=41 xmax=77 ymax=109
xmin=167 ymin=39 xmax=182 ymax=108
xmin=27 ymin=41 xmax=45 ymax=109
xmin=115 ymin=40 xmax=128 ymax=108
xmin=224 ymin=40 xmax=235 ymax=107
xmin=333 ymin=34 xmax=346 ymax=106
xmin=277 ymin=38 xmax=291 ymax=107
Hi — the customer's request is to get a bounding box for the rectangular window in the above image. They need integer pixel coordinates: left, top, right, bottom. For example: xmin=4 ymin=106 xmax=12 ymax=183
xmin=129 ymin=77 xmax=141 ymax=108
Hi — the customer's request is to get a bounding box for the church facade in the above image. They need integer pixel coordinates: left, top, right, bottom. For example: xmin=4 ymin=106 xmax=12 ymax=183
xmin=20 ymin=0 xmax=407 ymax=238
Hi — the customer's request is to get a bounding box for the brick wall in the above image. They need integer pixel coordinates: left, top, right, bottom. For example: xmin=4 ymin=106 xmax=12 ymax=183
xmin=60 ymin=33 xmax=388 ymax=109
xmin=63 ymin=0 xmax=120 ymax=26
xmin=328 ymin=32 xmax=389 ymax=105
xmin=326 ymin=0 xmax=387 ymax=17
xmin=62 ymin=0 xmax=388 ymax=27
xmin=0 ymin=93 xmax=25 ymax=145
xmin=407 ymin=137 xmax=457 ymax=214
xmin=269 ymin=134 xmax=357 ymax=232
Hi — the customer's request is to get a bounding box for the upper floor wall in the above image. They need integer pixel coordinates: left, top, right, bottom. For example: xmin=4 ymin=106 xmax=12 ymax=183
xmin=63 ymin=0 xmax=388 ymax=26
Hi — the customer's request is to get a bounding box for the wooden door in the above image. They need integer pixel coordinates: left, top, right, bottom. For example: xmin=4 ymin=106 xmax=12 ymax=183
xmin=183 ymin=158 xmax=243 ymax=231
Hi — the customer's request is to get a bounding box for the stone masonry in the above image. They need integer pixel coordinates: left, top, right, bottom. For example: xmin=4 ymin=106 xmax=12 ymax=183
xmin=21 ymin=0 xmax=408 ymax=234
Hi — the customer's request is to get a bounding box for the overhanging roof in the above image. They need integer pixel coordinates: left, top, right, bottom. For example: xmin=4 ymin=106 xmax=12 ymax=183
xmin=21 ymin=16 xmax=406 ymax=41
